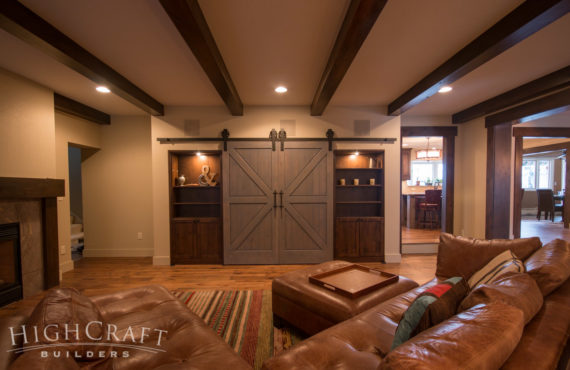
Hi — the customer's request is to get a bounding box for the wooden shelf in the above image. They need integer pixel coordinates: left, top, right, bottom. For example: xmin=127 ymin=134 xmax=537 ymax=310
xmin=336 ymin=168 xmax=383 ymax=171
xmin=173 ymin=202 xmax=220 ymax=205
xmin=172 ymin=217 xmax=220 ymax=222
xmin=336 ymin=185 xmax=382 ymax=188
xmin=173 ymin=185 xmax=220 ymax=189
xmin=337 ymin=201 xmax=383 ymax=204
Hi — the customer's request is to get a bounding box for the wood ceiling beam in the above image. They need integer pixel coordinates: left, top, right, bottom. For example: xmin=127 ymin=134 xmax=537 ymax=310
xmin=0 ymin=0 xmax=164 ymax=115
xmin=453 ymin=66 xmax=570 ymax=124
xmin=387 ymin=0 xmax=570 ymax=116
xmin=54 ymin=93 xmax=111 ymax=125
xmin=160 ymin=0 xmax=243 ymax=116
xmin=485 ymin=88 xmax=570 ymax=127
xmin=310 ymin=0 xmax=387 ymax=116
xmin=523 ymin=141 xmax=570 ymax=155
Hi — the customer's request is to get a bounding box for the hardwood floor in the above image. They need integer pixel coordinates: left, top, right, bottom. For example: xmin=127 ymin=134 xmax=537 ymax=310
xmin=521 ymin=220 xmax=570 ymax=244
xmin=401 ymin=226 xmax=440 ymax=244
xmin=0 ymin=255 xmax=436 ymax=317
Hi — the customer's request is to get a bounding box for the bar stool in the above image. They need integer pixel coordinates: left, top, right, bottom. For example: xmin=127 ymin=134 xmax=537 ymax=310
xmin=417 ymin=190 xmax=442 ymax=229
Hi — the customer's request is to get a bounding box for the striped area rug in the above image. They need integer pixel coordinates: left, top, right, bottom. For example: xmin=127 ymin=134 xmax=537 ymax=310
xmin=173 ymin=290 xmax=305 ymax=369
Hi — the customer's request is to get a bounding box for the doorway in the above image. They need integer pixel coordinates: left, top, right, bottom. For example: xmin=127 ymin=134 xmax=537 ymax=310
xmin=513 ymin=129 xmax=570 ymax=243
xmin=68 ymin=145 xmax=84 ymax=261
xmin=400 ymin=127 xmax=457 ymax=253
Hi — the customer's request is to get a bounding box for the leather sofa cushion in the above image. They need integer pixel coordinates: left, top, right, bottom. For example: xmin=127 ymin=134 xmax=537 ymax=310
xmin=524 ymin=238 xmax=570 ymax=296
xmin=436 ymin=233 xmax=541 ymax=280
xmin=379 ymin=303 xmax=525 ymax=370
xmin=459 ymin=272 xmax=543 ymax=324
xmin=9 ymin=350 xmax=80 ymax=370
xmin=90 ymin=285 xmax=251 ymax=370
xmin=502 ymin=277 xmax=570 ymax=370
xmin=24 ymin=287 xmax=105 ymax=359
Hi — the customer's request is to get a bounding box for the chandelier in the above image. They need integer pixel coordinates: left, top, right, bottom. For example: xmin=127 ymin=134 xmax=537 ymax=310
xmin=416 ymin=137 xmax=441 ymax=160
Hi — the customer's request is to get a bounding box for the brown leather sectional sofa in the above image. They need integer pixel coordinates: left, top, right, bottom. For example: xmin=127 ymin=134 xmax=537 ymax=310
xmin=1 ymin=235 xmax=569 ymax=369
xmin=263 ymin=235 xmax=570 ymax=369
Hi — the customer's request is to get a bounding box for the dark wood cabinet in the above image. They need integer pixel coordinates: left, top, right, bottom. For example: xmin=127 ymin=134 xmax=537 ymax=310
xmin=334 ymin=151 xmax=385 ymax=262
xmin=169 ymin=151 xmax=222 ymax=264
xmin=401 ymin=148 xmax=412 ymax=181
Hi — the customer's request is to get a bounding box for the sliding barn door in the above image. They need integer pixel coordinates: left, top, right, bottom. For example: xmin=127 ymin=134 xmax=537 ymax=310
xmin=278 ymin=142 xmax=333 ymax=263
xmin=223 ymin=142 xmax=278 ymax=264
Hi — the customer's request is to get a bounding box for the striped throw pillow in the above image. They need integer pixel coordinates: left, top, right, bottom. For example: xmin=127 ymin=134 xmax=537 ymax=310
xmin=468 ymin=250 xmax=525 ymax=289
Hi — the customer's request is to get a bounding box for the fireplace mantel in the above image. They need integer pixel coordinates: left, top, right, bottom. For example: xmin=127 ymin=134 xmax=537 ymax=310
xmin=0 ymin=177 xmax=64 ymax=290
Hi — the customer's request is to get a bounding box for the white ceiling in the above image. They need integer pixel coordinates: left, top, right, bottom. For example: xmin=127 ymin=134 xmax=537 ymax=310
xmin=0 ymin=0 xmax=568 ymax=118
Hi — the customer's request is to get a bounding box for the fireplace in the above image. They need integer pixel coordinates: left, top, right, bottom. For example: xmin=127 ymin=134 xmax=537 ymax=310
xmin=0 ymin=223 xmax=23 ymax=307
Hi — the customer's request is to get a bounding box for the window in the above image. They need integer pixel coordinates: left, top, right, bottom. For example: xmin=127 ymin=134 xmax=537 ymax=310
xmin=410 ymin=161 xmax=443 ymax=184
xmin=563 ymin=158 xmax=566 ymax=192
xmin=522 ymin=159 xmax=553 ymax=189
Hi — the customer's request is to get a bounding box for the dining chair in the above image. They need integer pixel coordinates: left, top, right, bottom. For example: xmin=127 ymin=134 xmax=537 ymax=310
xmin=536 ymin=189 xmax=564 ymax=222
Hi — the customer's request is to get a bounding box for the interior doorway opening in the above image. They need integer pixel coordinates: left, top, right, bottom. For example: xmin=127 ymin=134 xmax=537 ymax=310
xmin=401 ymin=136 xmax=444 ymax=249
xmin=68 ymin=145 xmax=84 ymax=261
xmin=516 ymin=137 xmax=569 ymax=243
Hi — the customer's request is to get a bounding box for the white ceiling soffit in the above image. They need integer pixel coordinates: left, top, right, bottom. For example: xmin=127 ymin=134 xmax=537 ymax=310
xmin=408 ymin=14 xmax=570 ymax=115
xmin=0 ymin=30 xmax=143 ymax=115
xmin=18 ymin=0 xmax=222 ymax=108
xmin=329 ymin=0 xmax=523 ymax=107
xmin=198 ymin=0 xmax=349 ymax=105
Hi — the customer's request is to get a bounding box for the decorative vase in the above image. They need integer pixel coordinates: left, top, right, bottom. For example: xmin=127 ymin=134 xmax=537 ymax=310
xmin=177 ymin=174 xmax=186 ymax=186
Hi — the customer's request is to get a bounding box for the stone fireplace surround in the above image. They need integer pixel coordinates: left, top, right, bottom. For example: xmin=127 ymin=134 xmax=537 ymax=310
xmin=0 ymin=177 xmax=64 ymax=298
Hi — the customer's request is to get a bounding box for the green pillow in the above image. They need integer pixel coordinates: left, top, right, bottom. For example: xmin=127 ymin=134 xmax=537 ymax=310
xmin=392 ymin=277 xmax=469 ymax=349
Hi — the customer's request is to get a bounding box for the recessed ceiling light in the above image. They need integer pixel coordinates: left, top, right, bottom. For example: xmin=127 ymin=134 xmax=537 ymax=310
xmin=275 ymin=86 xmax=287 ymax=93
xmin=402 ymin=143 xmax=409 ymax=147
xmin=438 ymin=86 xmax=452 ymax=93
xmin=432 ymin=147 xmax=437 ymax=150
xmin=96 ymin=86 xmax=111 ymax=93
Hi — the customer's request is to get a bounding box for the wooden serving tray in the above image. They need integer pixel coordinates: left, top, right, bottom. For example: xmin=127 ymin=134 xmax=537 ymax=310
xmin=309 ymin=264 xmax=399 ymax=298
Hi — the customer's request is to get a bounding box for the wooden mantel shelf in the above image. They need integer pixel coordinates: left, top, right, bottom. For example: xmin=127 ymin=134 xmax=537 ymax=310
xmin=0 ymin=177 xmax=65 ymax=198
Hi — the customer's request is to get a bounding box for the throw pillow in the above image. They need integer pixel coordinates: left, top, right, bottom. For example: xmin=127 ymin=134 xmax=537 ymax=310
xmin=459 ymin=271 xmax=543 ymax=324
xmin=436 ymin=233 xmax=541 ymax=280
xmin=467 ymin=250 xmax=525 ymax=288
xmin=391 ymin=277 xmax=469 ymax=349
xmin=525 ymin=238 xmax=570 ymax=296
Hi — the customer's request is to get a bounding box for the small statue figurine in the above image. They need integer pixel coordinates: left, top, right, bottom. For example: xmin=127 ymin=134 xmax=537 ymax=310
xmin=198 ymin=165 xmax=217 ymax=186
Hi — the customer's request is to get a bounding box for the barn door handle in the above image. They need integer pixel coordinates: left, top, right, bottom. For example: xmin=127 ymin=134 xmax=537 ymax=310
xmin=273 ymin=190 xmax=277 ymax=208
xmin=279 ymin=191 xmax=284 ymax=208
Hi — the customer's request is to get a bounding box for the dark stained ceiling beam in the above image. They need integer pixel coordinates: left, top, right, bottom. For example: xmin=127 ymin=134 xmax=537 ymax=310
xmin=388 ymin=0 xmax=570 ymax=116
xmin=453 ymin=65 xmax=570 ymax=124
xmin=310 ymin=0 xmax=387 ymax=116
xmin=54 ymin=93 xmax=111 ymax=125
xmin=0 ymin=0 xmax=164 ymax=115
xmin=485 ymin=88 xmax=570 ymax=127
xmin=523 ymin=141 xmax=570 ymax=155
xmin=160 ymin=0 xmax=243 ymax=116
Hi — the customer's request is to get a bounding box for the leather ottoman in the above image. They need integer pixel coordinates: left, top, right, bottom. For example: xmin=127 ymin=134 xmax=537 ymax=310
xmin=272 ymin=260 xmax=419 ymax=335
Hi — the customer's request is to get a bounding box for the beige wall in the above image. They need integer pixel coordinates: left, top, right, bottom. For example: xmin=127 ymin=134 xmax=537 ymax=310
xmin=0 ymin=68 xmax=56 ymax=178
xmin=83 ymin=115 xmax=154 ymax=257
xmin=54 ymin=112 xmax=101 ymax=274
xmin=454 ymin=117 xmax=487 ymax=238
xmin=151 ymin=106 xmax=402 ymax=264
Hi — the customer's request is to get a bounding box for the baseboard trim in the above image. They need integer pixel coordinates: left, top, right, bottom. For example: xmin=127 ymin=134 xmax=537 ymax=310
xmin=153 ymin=256 xmax=170 ymax=265
xmin=384 ymin=253 xmax=402 ymax=263
xmin=59 ymin=260 xmax=74 ymax=281
xmin=402 ymin=243 xmax=438 ymax=254
xmin=83 ymin=248 xmax=154 ymax=257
